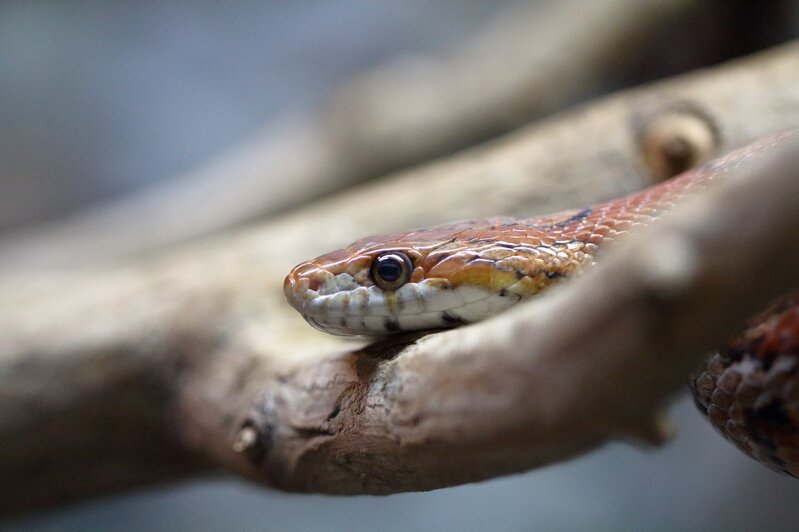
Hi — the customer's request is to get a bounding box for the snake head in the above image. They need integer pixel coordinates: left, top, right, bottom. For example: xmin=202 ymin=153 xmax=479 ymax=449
xmin=284 ymin=217 xmax=589 ymax=336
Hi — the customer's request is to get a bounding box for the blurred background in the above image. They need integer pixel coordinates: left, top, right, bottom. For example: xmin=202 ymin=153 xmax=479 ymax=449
xmin=2 ymin=1 xmax=799 ymax=530
xmin=0 ymin=1 xmax=501 ymax=232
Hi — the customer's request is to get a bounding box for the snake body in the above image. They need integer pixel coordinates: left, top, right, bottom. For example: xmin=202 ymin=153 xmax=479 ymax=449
xmin=284 ymin=135 xmax=799 ymax=476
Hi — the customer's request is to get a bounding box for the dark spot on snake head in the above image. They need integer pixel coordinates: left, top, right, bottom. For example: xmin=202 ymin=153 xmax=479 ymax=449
xmin=515 ymin=270 xmax=525 ymax=280
xmin=546 ymin=271 xmax=567 ymax=280
xmin=536 ymin=208 xmax=593 ymax=229
xmin=384 ymin=317 xmax=401 ymax=332
xmin=441 ymin=311 xmax=468 ymax=326
xmin=498 ymin=288 xmax=522 ymax=302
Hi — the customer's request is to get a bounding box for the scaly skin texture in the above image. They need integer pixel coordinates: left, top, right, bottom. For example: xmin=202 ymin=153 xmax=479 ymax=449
xmin=284 ymin=133 xmax=799 ymax=476
xmin=693 ymin=294 xmax=799 ymax=476
xmin=283 ymin=157 xmax=720 ymax=335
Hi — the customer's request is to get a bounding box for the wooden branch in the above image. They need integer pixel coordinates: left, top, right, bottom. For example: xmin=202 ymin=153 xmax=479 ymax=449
xmin=0 ymin=0 xmax=699 ymax=269
xmin=178 ymin=132 xmax=799 ymax=493
xmin=2 ymin=41 xmax=799 ymax=515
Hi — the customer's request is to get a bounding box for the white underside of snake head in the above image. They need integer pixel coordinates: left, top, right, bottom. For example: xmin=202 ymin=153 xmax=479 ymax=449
xmin=287 ymin=271 xmax=518 ymax=336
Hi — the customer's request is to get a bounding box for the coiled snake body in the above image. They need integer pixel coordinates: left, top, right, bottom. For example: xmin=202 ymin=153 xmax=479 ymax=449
xmin=284 ymin=136 xmax=799 ymax=476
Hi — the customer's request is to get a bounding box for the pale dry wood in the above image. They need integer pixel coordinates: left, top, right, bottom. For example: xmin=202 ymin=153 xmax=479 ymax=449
xmin=0 ymin=0 xmax=699 ymax=270
xmin=1 ymin=42 xmax=799 ymax=514
xmin=177 ymin=132 xmax=799 ymax=493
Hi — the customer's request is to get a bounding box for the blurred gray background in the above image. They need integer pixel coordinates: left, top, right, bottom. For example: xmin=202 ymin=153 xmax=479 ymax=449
xmin=2 ymin=1 xmax=799 ymax=530
xmin=0 ymin=0 xmax=506 ymax=231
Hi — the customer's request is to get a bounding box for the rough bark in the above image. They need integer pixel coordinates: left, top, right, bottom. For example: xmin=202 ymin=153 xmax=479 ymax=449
xmin=2 ymin=42 xmax=799 ymax=515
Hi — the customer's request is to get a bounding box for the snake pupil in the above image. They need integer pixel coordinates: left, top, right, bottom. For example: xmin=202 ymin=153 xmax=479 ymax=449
xmin=371 ymin=252 xmax=412 ymax=290
xmin=378 ymin=261 xmax=402 ymax=282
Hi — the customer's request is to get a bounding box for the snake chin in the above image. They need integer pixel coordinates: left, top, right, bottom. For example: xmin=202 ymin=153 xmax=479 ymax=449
xmin=287 ymin=278 xmax=517 ymax=336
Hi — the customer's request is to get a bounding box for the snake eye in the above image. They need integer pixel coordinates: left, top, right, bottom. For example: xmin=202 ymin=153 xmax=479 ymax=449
xmin=370 ymin=252 xmax=413 ymax=290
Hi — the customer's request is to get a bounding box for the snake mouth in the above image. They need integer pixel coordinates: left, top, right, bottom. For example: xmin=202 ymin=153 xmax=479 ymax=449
xmin=284 ymin=269 xmax=516 ymax=336
xmin=283 ymin=272 xmax=311 ymax=312
xmin=303 ymin=315 xmax=356 ymax=336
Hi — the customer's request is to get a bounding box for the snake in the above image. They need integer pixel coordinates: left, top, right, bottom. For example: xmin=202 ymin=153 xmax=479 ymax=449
xmin=284 ymin=133 xmax=799 ymax=477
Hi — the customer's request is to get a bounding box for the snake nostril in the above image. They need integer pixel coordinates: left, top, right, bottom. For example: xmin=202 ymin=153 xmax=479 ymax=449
xmin=283 ymin=275 xmax=295 ymax=298
xmin=283 ymin=272 xmax=316 ymax=310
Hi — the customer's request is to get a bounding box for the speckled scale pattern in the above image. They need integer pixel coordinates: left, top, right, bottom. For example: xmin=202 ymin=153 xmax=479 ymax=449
xmin=692 ymin=294 xmax=799 ymax=477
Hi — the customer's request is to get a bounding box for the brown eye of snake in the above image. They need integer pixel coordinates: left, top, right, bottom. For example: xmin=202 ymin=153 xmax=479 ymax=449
xmin=370 ymin=252 xmax=412 ymax=290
